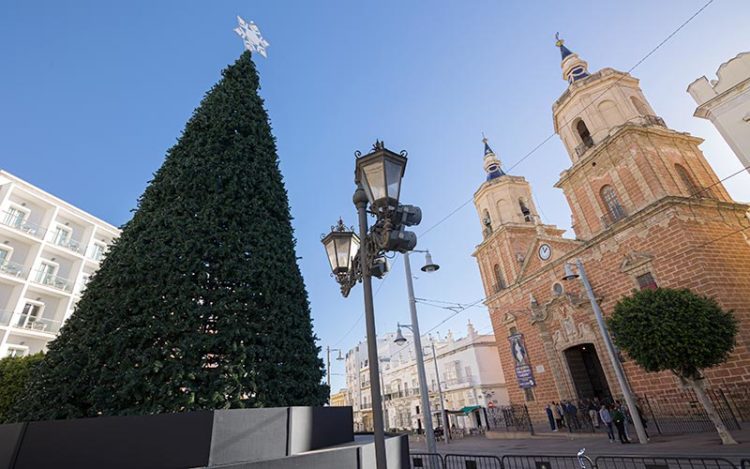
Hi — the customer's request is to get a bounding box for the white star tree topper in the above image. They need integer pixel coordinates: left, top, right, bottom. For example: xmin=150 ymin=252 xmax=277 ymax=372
xmin=234 ymin=16 xmax=270 ymax=58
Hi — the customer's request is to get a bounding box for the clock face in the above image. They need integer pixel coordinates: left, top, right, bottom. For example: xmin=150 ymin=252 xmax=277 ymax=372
xmin=538 ymin=243 xmax=552 ymax=261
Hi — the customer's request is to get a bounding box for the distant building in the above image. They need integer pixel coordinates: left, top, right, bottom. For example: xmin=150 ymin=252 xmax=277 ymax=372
xmin=329 ymin=389 xmax=350 ymax=407
xmin=688 ymin=52 xmax=750 ymax=173
xmin=0 ymin=170 xmax=119 ymax=358
xmin=473 ymin=39 xmax=750 ymax=425
xmin=344 ymin=322 xmax=509 ymax=433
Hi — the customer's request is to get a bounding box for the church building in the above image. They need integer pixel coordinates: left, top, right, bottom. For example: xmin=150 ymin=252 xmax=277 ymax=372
xmin=473 ymin=38 xmax=750 ymax=423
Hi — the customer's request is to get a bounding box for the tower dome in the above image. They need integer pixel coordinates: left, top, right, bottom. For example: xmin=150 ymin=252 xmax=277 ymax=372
xmin=483 ymin=136 xmax=506 ymax=181
xmin=556 ymin=33 xmax=589 ymax=84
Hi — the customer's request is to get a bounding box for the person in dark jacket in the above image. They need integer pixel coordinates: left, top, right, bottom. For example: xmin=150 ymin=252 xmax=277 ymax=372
xmin=612 ymin=406 xmax=630 ymax=444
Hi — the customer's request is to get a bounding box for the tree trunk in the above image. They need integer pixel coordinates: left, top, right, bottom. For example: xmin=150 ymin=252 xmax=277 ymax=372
xmin=684 ymin=376 xmax=737 ymax=445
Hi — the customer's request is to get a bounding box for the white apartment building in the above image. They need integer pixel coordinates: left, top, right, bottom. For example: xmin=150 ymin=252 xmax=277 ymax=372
xmin=344 ymin=322 xmax=509 ymax=433
xmin=688 ymin=51 xmax=750 ymax=174
xmin=0 ymin=170 xmax=119 ymax=358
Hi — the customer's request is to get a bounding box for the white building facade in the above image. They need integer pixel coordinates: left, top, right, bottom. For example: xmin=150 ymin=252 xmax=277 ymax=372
xmin=344 ymin=322 xmax=509 ymax=433
xmin=0 ymin=170 xmax=119 ymax=358
xmin=688 ymin=51 xmax=750 ymax=173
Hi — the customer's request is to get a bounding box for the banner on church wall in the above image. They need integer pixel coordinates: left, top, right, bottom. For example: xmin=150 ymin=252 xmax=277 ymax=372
xmin=509 ymin=333 xmax=536 ymax=388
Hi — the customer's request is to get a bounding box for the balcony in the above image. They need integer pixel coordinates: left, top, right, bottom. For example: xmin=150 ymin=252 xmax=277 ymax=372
xmin=0 ymin=211 xmax=47 ymax=239
xmin=0 ymin=261 xmax=25 ymax=278
xmin=0 ymin=311 xmax=62 ymax=334
xmin=641 ymin=114 xmax=666 ymax=128
xmin=31 ymin=270 xmax=74 ymax=293
xmin=575 ymin=138 xmax=595 ymax=158
xmin=360 ymin=402 xmax=372 ymax=410
xmin=442 ymin=376 xmax=475 ymax=389
xmin=600 ymin=206 xmax=628 ymax=228
xmin=87 ymin=244 xmax=106 ymax=262
xmin=52 ymin=237 xmax=86 ymax=255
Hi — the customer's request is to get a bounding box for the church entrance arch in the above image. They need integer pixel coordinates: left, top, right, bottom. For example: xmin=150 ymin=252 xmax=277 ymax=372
xmin=563 ymin=343 xmax=611 ymax=401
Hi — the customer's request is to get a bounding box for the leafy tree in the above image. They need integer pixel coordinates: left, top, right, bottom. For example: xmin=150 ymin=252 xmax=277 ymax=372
xmin=0 ymin=353 xmax=44 ymax=423
xmin=609 ymin=288 xmax=738 ymax=445
xmin=12 ymin=52 xmax=327 ymax=421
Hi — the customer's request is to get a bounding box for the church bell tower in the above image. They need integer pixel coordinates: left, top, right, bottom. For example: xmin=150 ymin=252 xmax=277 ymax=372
xmin=551 ymin=36 xmax=733 ymax=241
xmin=473 ymin=137 xmax=571 ymax=299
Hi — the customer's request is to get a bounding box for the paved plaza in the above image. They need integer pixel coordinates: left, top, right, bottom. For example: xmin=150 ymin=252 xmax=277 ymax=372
xmin=409 ymin=430 xmax=750 ymax=460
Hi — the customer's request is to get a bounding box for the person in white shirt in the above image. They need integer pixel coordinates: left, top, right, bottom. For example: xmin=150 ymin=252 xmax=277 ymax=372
xmin=599 ymin=403 xmax=615 ymax=442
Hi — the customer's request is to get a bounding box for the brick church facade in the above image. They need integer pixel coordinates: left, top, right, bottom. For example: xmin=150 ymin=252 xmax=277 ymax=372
xmin=473 ymin=39 xmax=750 ymax=424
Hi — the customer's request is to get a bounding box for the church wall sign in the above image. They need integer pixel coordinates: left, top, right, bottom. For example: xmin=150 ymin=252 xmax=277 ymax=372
xmin=509 ymin=332 xmax=536 ymax=389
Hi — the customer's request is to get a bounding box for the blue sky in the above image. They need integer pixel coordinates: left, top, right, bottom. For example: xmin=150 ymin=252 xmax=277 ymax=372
xmin=2 ymin=1 xmax=749 ymax=393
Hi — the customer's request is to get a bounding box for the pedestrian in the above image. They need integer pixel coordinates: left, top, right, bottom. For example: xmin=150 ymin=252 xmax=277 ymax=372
xmin=599 ymin=403 xmax=615 ymax=442
xmin=616 ymin=400 xmax=631 ymax=440
xmin=612 ymin=406 xmax=630 ymax=444
xmin=554 ymin=402 xmax=565 ymax=429
xmin=545 ymin=404 xmax=557 ymax=431
xmin=565 ymin=401 xmax=580 ymax=430
xmin=588 ymin=400 xmax=600 ymax=428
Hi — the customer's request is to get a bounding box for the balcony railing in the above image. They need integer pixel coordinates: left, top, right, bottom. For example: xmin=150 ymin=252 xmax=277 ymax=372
xmin=0 ymin=311 xmax=61 ymax=334
xmin=442 ymin=376 xmax=474 ymax=388
xmin=31 ymin=270 xmax=74 ymax=293
xmin=360 ymin=402 xmax=372 ymax=410
xmin=641 ymin=114 xmax=666 ymax=127
xmin=601 ymin=206 xmax=628 ymax=228
xmin=16 ymin=313 xmax=61 ymax=334
xmin=52 ymin=237 xmax=85 ymax=255
xmin=0 ymin=261 xmax=25 ymax=278
xmin=575 ymin=139 xmax=595 ymax=158
xmin=0 ymin=211 xmax=47 ymax=239
xmin=88 ymin=246 xmax=105 ymax=262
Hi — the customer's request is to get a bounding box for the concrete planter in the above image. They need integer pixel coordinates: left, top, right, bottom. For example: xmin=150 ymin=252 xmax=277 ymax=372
xmin=0 ymin=406 xmax=409 ymax=468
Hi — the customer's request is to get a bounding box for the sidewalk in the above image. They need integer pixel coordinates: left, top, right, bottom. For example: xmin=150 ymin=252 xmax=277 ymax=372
xmin=409 ymin=429 xmax=750 ymax=460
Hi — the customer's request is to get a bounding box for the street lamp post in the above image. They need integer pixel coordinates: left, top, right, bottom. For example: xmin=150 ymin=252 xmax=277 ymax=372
xmin=429 ymin=341 xmax=448 ymax=443
xmin=393 ymin=249 xmax=440 ymax=453
xmin=562 ymin=258 xmax=648 ymax=445
xmin=322 ymin=141 xmax=423 ymax=469
xmin=326 ymin=346 xmax=344 ymax=388
xmin=379 ymin=357 xmax=390 ymax=431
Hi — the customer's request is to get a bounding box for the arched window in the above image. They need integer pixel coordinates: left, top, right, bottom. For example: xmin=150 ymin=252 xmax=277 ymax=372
xmin=575 ymin=119 xmax=594 ymax=148
xmin=600 ymin=185 xmax=626 ymax=223
xmin=519 ymin=199 xmax=532 ymax=222
xmin=630 ymin=96 xmax=649 ymax=115
xmin=493 ymin=264 xmax=506 ymax=292
xmin=674 ymin=164 xmax=700 ymax=197
xmin=598 ymin=100 xmax=623 ymax=128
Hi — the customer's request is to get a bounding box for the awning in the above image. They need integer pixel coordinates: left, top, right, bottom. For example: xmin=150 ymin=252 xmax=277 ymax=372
xmin=445 ymin=405 xmax=482 ymax=415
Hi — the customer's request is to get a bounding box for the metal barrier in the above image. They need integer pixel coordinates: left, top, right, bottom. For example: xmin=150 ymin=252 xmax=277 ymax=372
xmin=593 ymin=456 xmax=739 ymax=469
xmin=412 ymin=453 xmax=745 ymax=469
xmin=502 ymin=454 xmax=594 ymax=468
xmin=444 ymin=453 xmax=503 ymax=469
xmin=410 ymin=452 xmax=444 ymax=469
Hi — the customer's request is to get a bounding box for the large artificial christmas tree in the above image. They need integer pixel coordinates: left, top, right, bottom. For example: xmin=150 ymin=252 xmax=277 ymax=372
xmin=13 ymin=52 xmax=327 ymax=421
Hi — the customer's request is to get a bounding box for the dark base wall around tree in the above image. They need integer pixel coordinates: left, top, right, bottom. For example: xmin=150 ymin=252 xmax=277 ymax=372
xmin=0 ymin=406 xmax=409 ymax=469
